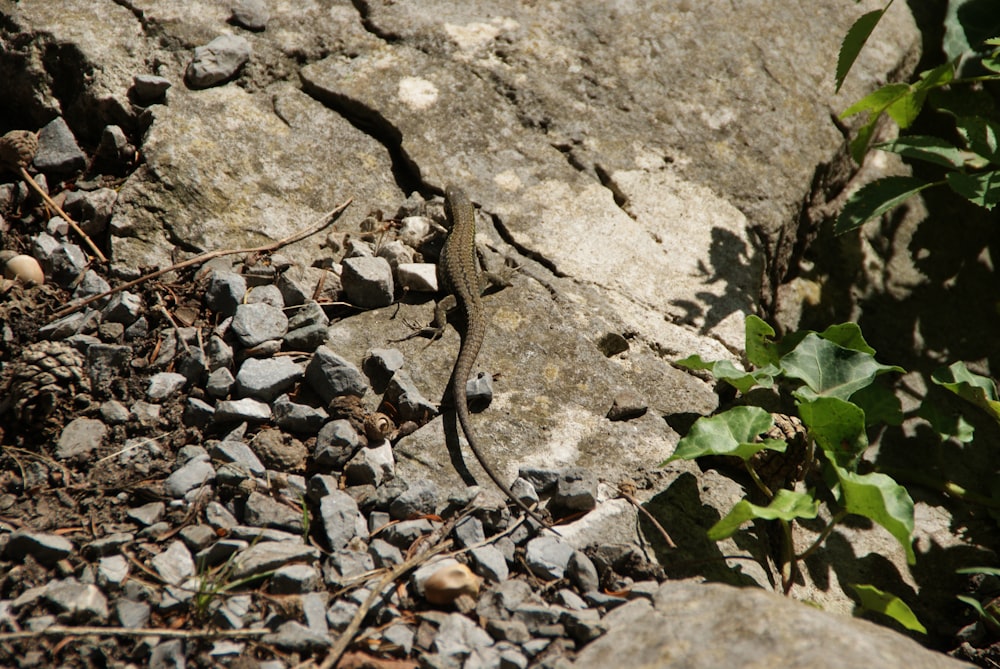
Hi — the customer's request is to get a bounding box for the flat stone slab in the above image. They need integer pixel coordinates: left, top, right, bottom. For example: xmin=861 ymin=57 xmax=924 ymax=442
xmin=231 ymin=542 xmax=320 ymax=580
xmin=571 ymin=581 xmax=972 ymax=669
xmin=235 ymin=356 xmax=303 ymax=401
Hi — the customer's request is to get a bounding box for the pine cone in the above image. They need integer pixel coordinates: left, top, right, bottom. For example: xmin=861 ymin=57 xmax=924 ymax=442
xmin=751 ymin=413 xmax=812 ymax=492
xmin=0 ymin=340 xmax=91 ymax=424
xmin=0 ymin=130 xmax=39 ymax=173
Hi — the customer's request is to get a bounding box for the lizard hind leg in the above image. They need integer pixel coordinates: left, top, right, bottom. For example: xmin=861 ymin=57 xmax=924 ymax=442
xmin=390 ymin=294 xmax=456 ymax=346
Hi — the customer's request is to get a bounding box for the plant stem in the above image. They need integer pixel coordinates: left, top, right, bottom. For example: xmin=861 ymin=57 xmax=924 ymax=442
xmin=780 ymin=519 xmax=795 ymax=595
xmin=879 ymin=466 xmax=1000 ymax=508
xmin=744 ymin=461 xmax=774 ymax=499
xmin=795 ymin=509 xmax=850 ymax=561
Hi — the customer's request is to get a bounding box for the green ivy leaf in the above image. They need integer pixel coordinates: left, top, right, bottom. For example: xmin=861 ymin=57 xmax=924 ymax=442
xmin=817 ymin=322 xmax=876 ymax=354
xmin=850 ymin=584 xmax=927 ymax=633
xmin=916 ymin=396 xmax=976 ymax=442
xmin=851 ymin=382 xmax=904 ymax=427
xmin=663 ymin=407 xmax=776 ymax=464
xmin=835 ymin=177 xmax=937 ymax=235
xmin=745 ymin=315 xmax=779 ymax=368
xmin=707 ymin=489 xmax=821 ymax=541
xmin=836 ymin=4 xmax=893 ymax=93
xmin=781 ymin=334 xmax=903 ymax=400
xmin=956 ymin=116 xmax=1000 ymax=164
xmin=946 ymin=170 xmax=1000 ymax=210
xmin=931 ymin=361 xmax=1000 ymax=423
xmin=874 ymin=136 xmax=971 ymax=169
xmin=833 ymin=463 xmax=916 ymax=564
xmin=674 ymin=355 xmax=775 ymax=393
xmin=798 ymin=397 xmax=868 ymax=469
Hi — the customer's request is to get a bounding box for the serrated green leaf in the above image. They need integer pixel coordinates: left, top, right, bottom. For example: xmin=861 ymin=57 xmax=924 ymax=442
xmin=885 ymin=90 xmax=924 ymax=128
xmin=931 ymin=361 xmax=1000 ymax=423
xmin=781 ymin=334 xmax=903 ymax=400
xmin=841 ymin=63 xmax=955 ymax=162
xmin=817 ymin=322 xmax=876 ymax=355
xmin=914 ymin=61 xmax=955 ymax=91
xmin=916 ymin=396 xmax=976 ymax=442
xmin=663 ymin=406 xmax=775 ymax=464
xmin=849 ymin=119 xmax=879 ymax=164
xmin=798 ymin=397 xmax=868 ymax=469
xmin=745 ymin=315 xmax=779 ymax=368
xmin=957 ymin=116 xmax=1000 ymax=163
xmin=946 ymin=170 xmax=1000 ymax=209
xmin=707 ymin=489 xmax=821 ymax=540
xmin=874 ymin=136 xmax=970 ymax=169
xmin=851 ymin=382 xmax=904 ymax=427
xmin=850 ymin=584 xmax=926 ymax=633
xmin=675 ymin=355 xmax=775 ymax=393
xmin=840 ymin=83 xmax=911 ymax=120
xmin=833 ymin=463 xmax=916 ymax=564
xmin=836 ymin=6 xmax=891 ymax=93
xmin=835 ymin=177 xmax=937 ymax=235
xmin=841 ymin=84 xmax=912 ymax=162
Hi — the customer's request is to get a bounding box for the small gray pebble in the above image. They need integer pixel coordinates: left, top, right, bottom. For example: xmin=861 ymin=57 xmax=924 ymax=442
xmin=186 ymin=35 xmax=252 ymax=89
xmin=133 ymin=74 xmax=171 ymax=102
xmin=231 ymin=0 xmax=270 ymax=30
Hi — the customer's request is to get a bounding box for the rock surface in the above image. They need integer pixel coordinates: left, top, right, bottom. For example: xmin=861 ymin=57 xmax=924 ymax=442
xmin=573 ymin=581 xmax=973 ymax=669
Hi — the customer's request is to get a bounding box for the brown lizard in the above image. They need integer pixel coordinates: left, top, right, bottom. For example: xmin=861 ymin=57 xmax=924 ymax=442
xmin=431 ymin=184 xmax=554 ymax=532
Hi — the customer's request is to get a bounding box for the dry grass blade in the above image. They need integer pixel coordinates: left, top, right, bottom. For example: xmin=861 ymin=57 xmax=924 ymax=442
xmin=0 ymin=626 xmax=270 ymax=642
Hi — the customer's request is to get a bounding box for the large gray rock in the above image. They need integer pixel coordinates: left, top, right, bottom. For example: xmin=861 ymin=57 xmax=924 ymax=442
xmin=572 ymin=581 xmax=972 ymax=669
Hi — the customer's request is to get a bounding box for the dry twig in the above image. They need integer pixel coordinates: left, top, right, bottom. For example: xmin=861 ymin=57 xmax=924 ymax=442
xmin=618 ymin=487 xmax=677 ymax=549
xmin=308 ymin=519 xmax=457 ymax=669
xmin=20 ymin=166 xmax=107 ymax=263
xmin=48 ymin=198 xmax=352 ymax=321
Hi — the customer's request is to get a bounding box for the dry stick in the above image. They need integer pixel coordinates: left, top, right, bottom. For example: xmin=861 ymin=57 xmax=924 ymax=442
xmin=0 ymin=626 xmax=270 ymax=642
xmin=47 ymin=198 xmax=353 ymax=322
xmin=313 ymin=533 xmax=455 ymax=669
xmin=21 ymin=166 xmax=107 ymax=263
xmin=619 ymin=489 xmax=677 ymax=549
